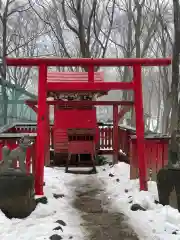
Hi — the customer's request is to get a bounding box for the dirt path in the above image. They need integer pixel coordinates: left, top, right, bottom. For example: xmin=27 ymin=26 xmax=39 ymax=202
xmin=72 ymin=175 xmax=139 ymax=240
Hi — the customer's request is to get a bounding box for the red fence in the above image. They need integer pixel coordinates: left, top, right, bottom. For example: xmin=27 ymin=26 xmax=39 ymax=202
xmin=99 ymin=126 xmax=113 ymax=150
xmin=129 ymin=135 xmax=170 ymax=180
xmin=0 ymin=122 xmax=170 ymax=180
xmin=99 ymin=125 xmax=136 ymax=155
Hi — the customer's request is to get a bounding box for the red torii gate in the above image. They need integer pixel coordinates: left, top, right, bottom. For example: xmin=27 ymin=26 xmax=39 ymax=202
xmin=6 ymin=57 xmax=171 ymax=195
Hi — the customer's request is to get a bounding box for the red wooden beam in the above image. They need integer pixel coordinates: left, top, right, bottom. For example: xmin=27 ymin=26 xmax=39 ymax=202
xmin=47 ymin=82 xmax=134 ymax=91
xmin=6 ymin=57 xmax=171 ymax=67
xmin=25 ymin=100 xmax=134 ymax=106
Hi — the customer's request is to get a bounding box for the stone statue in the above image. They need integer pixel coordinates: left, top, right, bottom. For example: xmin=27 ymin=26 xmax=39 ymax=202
xmin=0 ymin=137 xmax=33 ymax=174
xmin=157 ymin=129 xmax=180 ymax=211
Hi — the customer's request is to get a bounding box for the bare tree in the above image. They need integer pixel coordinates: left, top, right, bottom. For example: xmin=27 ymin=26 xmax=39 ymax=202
xmin=109 ymin=0 xmax=160 ymax=126
xmin=0 ymin=0 xmax=45 ymax=124
xmin=151 ymin=0 xmax=172 ymax=133
xmin=169 ymin=0 xmax=180 ymax=133
xmin=29 ymin=0 xmax=116 ymax=70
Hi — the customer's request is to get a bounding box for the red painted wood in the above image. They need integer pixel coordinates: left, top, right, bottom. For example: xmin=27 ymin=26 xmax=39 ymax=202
xmin=98 ymin=126 xmax=133 ymax=154
xmin=47 ymin=81 xmax=134 ymax=92
xmin=147 ymin=141 xmax=153 ymax=169
xmin=6 ymin=56 xmax=171 ymax=195
xmin=26 ymin=100 xmax=134 ymax=106
xmin=54 ymin=107 xmax=98 ymax=155
xmin=95 ymin=125 xmax=100 ymax=149
xmin=88 ymin=66 xmax=95 ymax=82
xmin=54 ymin=129 xmax=68 ymax=153
xmin=2 ymin=122 xmax=170 ymax=179
xmin=45 ymin=104 xmax=50 ymax=166
xmin=99 ymin=127 xmax=113 ymax=149
xmin=6 ymin=57 xmax=171 ymax=67
xmin=99 ymin=128 xmax=103 ymax=149
xmin=108 ymin=127 xmax=112 ymax=149
xmin=35 ymin=64 xmax=47 ymax=195
xmin=133 ymin=65 xmax=147 ymax=191
xmin=130 ymin=137 xmax=170 ymax=175
xmin=144 ymin=141 xmax=149 ymax=168
xmin=47 ymin=71 xmax=103 ymax=82
xmin=68 ymin=141 xmax=95 ymax=154
xmin=113 ymin=105 xmax=119 ymax=164
xmin=0 ymin=142 xmax=3 ymax=160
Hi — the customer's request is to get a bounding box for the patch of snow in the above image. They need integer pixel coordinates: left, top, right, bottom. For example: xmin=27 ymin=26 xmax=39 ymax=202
xmin=97 ymin=162 xmax=180 ymax=240
xmin=1 ymin=160 xmax=180 ymax=239
xmin=0 ymin=167 xmax=85 ymax=240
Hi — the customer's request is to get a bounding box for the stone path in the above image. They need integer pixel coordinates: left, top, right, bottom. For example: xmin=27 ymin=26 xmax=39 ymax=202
xmin=72 ymin=176 xmax=139 ymax=240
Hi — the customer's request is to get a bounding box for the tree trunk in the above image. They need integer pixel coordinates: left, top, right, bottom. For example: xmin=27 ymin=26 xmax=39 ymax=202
xmin=169 ymin=0 xmax=180 ymax=134
xmin=161 ymin=99 xmax=171 ymax=134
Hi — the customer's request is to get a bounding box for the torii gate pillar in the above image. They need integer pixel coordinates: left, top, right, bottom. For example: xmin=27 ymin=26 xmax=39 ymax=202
xmin=35 ymin=64 xmax=47 ymax=195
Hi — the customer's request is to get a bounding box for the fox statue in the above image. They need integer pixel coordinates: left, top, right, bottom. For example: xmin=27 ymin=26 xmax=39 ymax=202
xmin=0 ymin=137 xmax=33 ymax=173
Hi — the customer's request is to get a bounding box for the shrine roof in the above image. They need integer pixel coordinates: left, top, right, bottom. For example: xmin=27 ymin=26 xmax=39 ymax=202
xmin=47 ymin=71 xmax=104 ymax=83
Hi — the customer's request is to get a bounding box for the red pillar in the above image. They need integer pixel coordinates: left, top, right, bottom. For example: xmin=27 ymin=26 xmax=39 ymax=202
xmin=133 ymin=64 xmax=147 ymax=191
xmin=88 ymin=65 xmax=94 ymax=82
xmin=35 ymin=64 xmax=47 ymax=195
xmin=45 ymin=104 xmax=50 ymax=166
xmin=113 ymin=104 xmax=119 ymax=164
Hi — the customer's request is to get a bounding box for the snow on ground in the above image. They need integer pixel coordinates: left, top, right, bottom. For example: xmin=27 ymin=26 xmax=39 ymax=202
xmin=0 ymin=167 xmax=85 ymax=240
xmin=0 ymin=161 xmax=180 ymax=239
xmin=97 ymin=162 xmax=180 ymax=240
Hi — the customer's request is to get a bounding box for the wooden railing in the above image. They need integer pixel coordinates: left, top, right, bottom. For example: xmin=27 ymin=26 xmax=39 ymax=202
xmin=0 ymin=122 xmax=170 ymax=177
xmin=99 ymin=126 xmax=113 ymax=150
xmin=0 ymin=122 xmax=137 ymax=155
xmin=98 ymin=125 xmax=136 ymax=155
xmin=129 ymin=135 xmax=170 ymax=180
